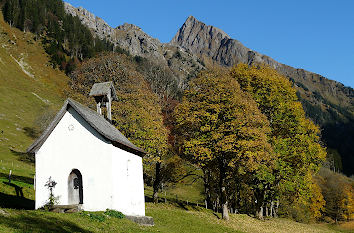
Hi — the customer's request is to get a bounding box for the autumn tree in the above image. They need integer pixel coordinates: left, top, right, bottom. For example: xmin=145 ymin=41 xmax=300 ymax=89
xmin=230 ymin=64 xmax=326 ymax=219
xmin=317 ymin=168 xmax=354 ymax=222
xmin=174 ymin=69 xmax=274 ymax=220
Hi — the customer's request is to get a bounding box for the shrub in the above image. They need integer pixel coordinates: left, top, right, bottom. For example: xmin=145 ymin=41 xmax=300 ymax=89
xmin=79 ymin=211 xmax=106 ymax=222
xmin=104 ymin=209 xmax=125 ymax=219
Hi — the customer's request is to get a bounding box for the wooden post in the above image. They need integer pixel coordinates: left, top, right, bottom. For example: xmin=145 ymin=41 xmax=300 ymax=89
xmin=107 ymin=92 xmax=112 ymax=121
xmin=96 ymin=102 xmax=102 ymax=115
xmin=8 ymin=170 xmax=12 ymax=183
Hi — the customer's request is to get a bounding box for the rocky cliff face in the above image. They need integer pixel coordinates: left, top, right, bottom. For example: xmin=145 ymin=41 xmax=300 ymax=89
xmin=64 ymin=3 xmax=204 ymax=89
xmin=171 ymin=16 xmax=281 ymax=67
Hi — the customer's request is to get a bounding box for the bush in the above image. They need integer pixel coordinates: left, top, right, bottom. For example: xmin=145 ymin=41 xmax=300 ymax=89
xmin=104 ymin=209 xmax=125 ymax=219
xmin=79 ymin=209 xmax=124 ymax=222
xmin=79 ymin=211 xmax=106 ymax=222
xmin=287 ymin=204 xmax=311 ymax=223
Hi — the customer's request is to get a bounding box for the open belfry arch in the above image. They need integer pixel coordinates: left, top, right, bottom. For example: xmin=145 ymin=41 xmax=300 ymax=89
xmin=89 ymin=81 xmax=118 ymax=121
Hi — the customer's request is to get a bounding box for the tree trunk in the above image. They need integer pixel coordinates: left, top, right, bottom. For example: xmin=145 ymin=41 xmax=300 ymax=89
xmin=203 ymin=169 xmax=213 ymax=210
xmin=254 ymin=190 xmax=265 ymax=220
xmin=256 ymin=206 xmax=263 ymax=220
xmin=274 ymin=199 xmax=279 ymax=218
xmin=235 ymin=181 xmax=241 ymax=213
xmin=222 ymin=200 xmax=229 ymax=220
xmin=153 ymin=162 xmax=161 ymax=203
xmin=219 ymin=161 xmax=229 ymax=221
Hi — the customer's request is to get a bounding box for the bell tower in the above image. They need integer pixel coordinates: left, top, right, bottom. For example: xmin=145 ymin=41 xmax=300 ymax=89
xmin=89 ymin=81 xmax=118 ymax=122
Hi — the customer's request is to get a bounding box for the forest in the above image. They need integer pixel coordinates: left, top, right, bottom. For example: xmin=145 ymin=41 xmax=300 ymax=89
xmin=1 ymin=0 xmax=115 ymax=73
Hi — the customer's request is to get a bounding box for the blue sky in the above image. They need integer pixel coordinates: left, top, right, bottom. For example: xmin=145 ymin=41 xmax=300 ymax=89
xmin=65 ymin=0 xmax=354 ymax=88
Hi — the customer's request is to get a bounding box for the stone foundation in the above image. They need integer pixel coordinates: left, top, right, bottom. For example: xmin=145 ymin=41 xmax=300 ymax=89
xmin=126 ymin=215 xmax=154 ymax=226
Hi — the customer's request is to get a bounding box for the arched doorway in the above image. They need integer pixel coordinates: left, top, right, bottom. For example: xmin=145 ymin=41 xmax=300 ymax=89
xmin=68 ymin=169 xmax=83 ymax=204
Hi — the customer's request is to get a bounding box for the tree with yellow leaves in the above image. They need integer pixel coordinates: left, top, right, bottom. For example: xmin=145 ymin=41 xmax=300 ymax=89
xmin=174 ymin=69 xmax=274 ymax=220
xmin=317 ymin=168 xmax=354 ymax=222
xmin=230 ymin=64 xmax=326 ymax=219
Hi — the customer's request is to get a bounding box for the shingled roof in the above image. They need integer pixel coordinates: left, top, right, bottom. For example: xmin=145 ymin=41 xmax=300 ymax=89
xmin=27 ymin=98 xmax=145 ymax=156
xmin=89 ymin=81 xmax=118 ymax=101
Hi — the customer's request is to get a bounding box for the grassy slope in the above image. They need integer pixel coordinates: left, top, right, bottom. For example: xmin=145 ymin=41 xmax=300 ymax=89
xmin=0 ymin=203 xmax=351 ymax=233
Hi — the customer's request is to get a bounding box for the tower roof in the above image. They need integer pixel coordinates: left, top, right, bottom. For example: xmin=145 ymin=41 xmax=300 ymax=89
xmin=89 ymin=81 xmax=118 ymax=101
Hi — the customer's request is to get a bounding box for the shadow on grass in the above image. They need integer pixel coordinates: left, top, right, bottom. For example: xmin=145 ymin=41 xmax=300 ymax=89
xmin=213 ymin=212 xmax=221 ymax=219
xmin=145 ymin=194 xmax=206 ymax=211
xmin=10 ymin=148 xmax=34 ymax=163
xmin=0 ymin=211 xmax=93 ymax=233
xmin=0 ymin=192 xmax=34 ymax=209
xmin=0 ymin=172 xmax=33 ymax=185
xmin=3 ymin=181 xmax=24 ymax=197
xmin=23 ymin=127 xmax=39 ymax=139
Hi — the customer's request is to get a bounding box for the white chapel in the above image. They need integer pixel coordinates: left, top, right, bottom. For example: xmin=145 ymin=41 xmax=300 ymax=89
xmin=27 ymin=82 xmax=146 ymax=216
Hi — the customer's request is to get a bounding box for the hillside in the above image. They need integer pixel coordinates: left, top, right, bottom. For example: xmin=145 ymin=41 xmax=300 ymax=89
xmin=0 ymin=10 xmax=68 ymax=179
xmin=171 ymin=16 xmax=354 ymax=176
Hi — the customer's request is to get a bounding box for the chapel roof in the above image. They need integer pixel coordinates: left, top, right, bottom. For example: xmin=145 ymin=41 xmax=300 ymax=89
xmin=89 ymin=81 xmax=118 ymax=101
xmin=26 ymin=98 xmax=145 ymax=156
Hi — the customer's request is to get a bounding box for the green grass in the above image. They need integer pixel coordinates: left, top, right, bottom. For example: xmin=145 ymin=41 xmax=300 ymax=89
xmin=144 ymin=173 xmax=205 ymax=205
xmin=1 ymin=176 xmax=348 ymax=233
xmin=0 ymin=203 xmax=350 ymax=233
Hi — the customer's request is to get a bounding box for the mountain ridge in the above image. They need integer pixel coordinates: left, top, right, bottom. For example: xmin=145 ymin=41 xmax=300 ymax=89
xmin=171 ymin=16 xmax=353 ymax=105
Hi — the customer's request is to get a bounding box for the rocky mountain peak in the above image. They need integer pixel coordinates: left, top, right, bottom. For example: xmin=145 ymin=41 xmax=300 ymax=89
xmin=116 ymin=23 xmax=141 ymax=31
xmin=171 ymin=16 xmax=231 ymax=58
xmin=183 ymin=16 xmax=200 ymax=29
